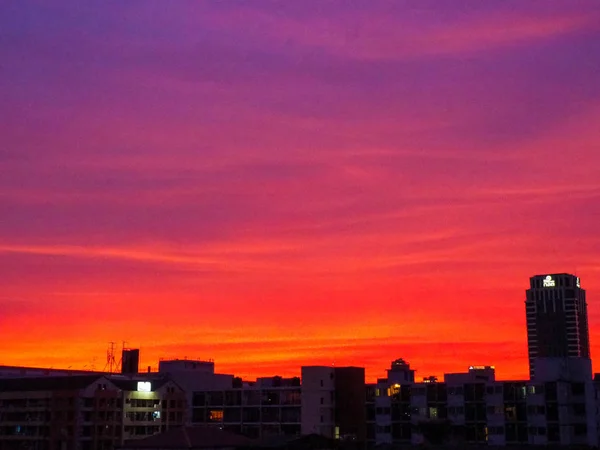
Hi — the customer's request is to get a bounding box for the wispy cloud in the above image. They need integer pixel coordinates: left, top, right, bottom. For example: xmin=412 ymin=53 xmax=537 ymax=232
xmin=206 ymin=6 xmax=598 ymax=61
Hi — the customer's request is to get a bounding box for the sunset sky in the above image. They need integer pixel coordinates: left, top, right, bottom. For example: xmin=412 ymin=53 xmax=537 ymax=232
xmin=1 ymin=1 xmax=600 ymax=382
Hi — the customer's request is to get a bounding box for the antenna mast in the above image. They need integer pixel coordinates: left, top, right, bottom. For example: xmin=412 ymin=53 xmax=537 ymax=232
xmin=106 ymin=342 xmax=116 ymax=373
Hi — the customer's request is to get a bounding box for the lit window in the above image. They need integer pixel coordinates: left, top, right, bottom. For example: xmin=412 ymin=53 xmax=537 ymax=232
xmin=209 ymin=410 xmax=223 ymax=422
xmin=137 ymin=382 xmax=151 ymax=392
xmin=505 ymin=406 xmax=516 ymax=420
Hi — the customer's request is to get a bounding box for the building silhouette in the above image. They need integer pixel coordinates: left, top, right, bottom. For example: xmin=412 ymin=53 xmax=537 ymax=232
xmin=122 ymin=348 xmax=140 ymax=375
xmin=525 ymin=273 xmax=590 ymax=379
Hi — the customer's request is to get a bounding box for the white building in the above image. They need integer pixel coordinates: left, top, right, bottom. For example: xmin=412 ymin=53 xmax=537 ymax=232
xmin=373 ymin=359 xmax=414 ymax=445
xmin=301 ymin=366 xmax=366 ymax=441
xmin=157 ymin=358 xmax=235 ymax=425
xmin=526 ymin=358 xmax=597 ymax=447
xmin=371 ymin=358 xmax=598 ymax=447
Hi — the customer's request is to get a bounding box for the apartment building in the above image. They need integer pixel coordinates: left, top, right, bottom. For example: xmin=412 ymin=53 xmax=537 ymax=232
xmin=301 ymin=366 xmax=366 ymax=442
xmin=370 ymin=359 xmax=597 ymax=447
xmin=0 ymin=374 xmax=186 ymax=450
xmin=110 ymin=378 xmax=187 ymax=441
xmin=371 ymin=359 xmax=414 ymax=447
xmin=157 ymin=358 xmax=301 ymax=438
xmin=155 ymin=358 xmax=235 ymax=422
xmin=186 ymin=365 xmax=366 ymax=442
xmin=190 ymin=375 xmax=302 ymax=439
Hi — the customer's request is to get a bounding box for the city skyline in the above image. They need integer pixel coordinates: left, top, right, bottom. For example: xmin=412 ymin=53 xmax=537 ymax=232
xmin=0 ymin=273 xmax=593 ymax=382
xmin=1 ymin=1 xmax=600 ymax=382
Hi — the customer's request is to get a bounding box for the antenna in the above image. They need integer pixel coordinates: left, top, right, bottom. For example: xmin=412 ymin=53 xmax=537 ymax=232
xmin=104 ymin=342 xmax=116 ymax=373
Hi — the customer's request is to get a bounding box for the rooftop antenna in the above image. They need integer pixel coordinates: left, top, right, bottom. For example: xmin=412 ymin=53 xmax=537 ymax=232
xmin=104 ymin=342 xmax=116 ymax=373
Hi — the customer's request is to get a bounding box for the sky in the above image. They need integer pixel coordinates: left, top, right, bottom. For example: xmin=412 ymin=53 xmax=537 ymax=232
xmin=1 ymin=0 xmax=600 ymax=382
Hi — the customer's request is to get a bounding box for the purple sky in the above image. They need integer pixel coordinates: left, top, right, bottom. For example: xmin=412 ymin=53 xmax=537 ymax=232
xmin=1 ymin=1 xmax=600 ymax=379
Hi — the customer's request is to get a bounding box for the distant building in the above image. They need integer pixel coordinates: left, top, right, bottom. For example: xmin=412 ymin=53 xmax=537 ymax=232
xmin=121 ymin=349 xmax=140 ymax=375
xmin=525 ymin=273 xmax=590 ymax=379
xmin=158 ymin=359 xmax=215 ymax=374
xmin=0 ymin=366 xmax=103 ymax=378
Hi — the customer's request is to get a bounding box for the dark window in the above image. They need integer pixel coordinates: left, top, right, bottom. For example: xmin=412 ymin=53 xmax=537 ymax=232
xmin=572 ymin=383 xmax=585 ymax=395
xmin=366 ymin=405 xmax=375 ymax=421
xmin=465 ymin=404 xmax=476 ymax=421
xmin=517 ymin=424 xmax=528 ymax=442
xmin=242 ymin=407 xmax=260 ymax=423
xmin=505 ymin=423 xmax=516 ymax=442
xmin=573 ymin=403 xmax=586 ymax=416
xmin=545 ymin=382 xmax=557 ymax=401
xmin=546 ymin=403 xmax=558 ymax=421
xmin=192 ymin=393 xmax=205 ymax=407
xmin=207 ymin=393 xmax=223 ymax=406
xmin=192 ymin=408 xmax=206 ymax=423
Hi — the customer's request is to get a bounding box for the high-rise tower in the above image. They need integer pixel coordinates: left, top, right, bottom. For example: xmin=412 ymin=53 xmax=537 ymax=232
xmin=525 ymin=273 xmax=590 ymax=379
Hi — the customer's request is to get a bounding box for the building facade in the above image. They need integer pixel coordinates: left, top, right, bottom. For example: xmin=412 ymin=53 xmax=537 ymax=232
xmin=187 ymin=366 xmax=366 ymax=442
xmin=190 ymin=375 xmax=302 ymax=439
xmin=370 ymin=361 xmax=598 ymax=448
xmin=526 ymin=273 xmax=590 ymax=379
xmin=300 ymin=366 xmax=366 ymax=442
xmin=0 ymin=375 xmax=186 ymax=450
xmin=371 ymin=359 xmax=414 ymax=447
